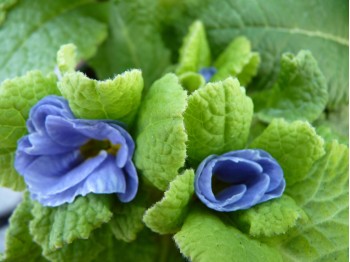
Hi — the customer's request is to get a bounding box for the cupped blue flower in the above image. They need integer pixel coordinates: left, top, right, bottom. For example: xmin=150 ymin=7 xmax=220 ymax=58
xmin=195 ymin=149 xmax=285 ymax=212
xmin=15 ymin=95 xmax=138 ymax=207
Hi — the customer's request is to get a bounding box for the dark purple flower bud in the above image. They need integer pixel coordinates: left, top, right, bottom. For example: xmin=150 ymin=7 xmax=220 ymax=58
xmin=15 ymin=96 xmax=138 ymax=207
xmin=194 ymin=149 xmax=285 ymax=212
xmin=199 ymin=67 xmax=217 ymax=82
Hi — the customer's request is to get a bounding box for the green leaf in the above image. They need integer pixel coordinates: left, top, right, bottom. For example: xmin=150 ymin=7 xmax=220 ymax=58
xmin=58 ymin=70 xmax=143 ymax=125
xmin=171 ymin=0 xmax=348 ymax=109
xmin=174 ymin=208 xmax=283 ymax=262
xmin=89 ymin=0 xmax=170 ymax=87
xmin=91 ymin=228 xmax=163 ymax=262
xmin=255 ymin=51 xmax=328 ymax=123
xmin=0 ymin=71 xmax=59 ymax=191
xmin=267 ymin=141 xmax=349 ymax=261
xmin=143 ymin=169 xmax=195 ymax=234
xmin=235 ymin=195 xmax=308 ymax=237
xmin=251 ymin=119 xmax=325 ymax=186
xmin=0 ymin=150 xmax=24 ymax=192
xmin=29 ymin=194 xmax=112 ymax=256
xmin=42 ymin=226 xmax=106 ymax=262
xmin=56 ymin=44 xmax=78 ymax=75
xmin=178 ymin=72 xmax=205 ymax=93
xmin=211 ymin=36 xmax=260 ymax=86
xmin=3 ymin=193 xmax=47 ymax=262
xmin=134 ymin=73 xmax=187 ymax=190
xmin=176 ymin=20 xmax=211 ymax=75
xmin=184 ymin=77 xmax=253 ymax=164
xmin=109 ymin=199 xmax=146 ymax=243
xmin=0 ymin=0 xmax=107 ymax=82
xmin=0 ymin=0 xmax=17 ymax=25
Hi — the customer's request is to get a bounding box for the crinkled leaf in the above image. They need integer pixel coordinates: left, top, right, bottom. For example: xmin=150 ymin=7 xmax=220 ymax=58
xmin=0 ymin=150 xmax=24 ymax=192
xmin=43 ymin=226 xmax=106 ymax=262
xmin=251 ymin=119 xmax=325 ymax=186
xmin=29 ymin=194 xmax=112 ymax=255
xmin=56 ymin=44 xmax=78 ymax=75
xmin=0 ymin=0 xmax=107 ymax=82
xmin=176 ymin=20 xmax=211 ymax=75
xmin=235 ymin=195 xmax=308 ymax=237
xmin=143 ymin=169 xmax=195 ymax=234
xmin=109 ymin=199 xmax=145 ymax=243
xmin=267 ymin=141 xmax=349 ymax=261
xmin=3 ymin=193 xmax=47 ymax=262
xmin=89 ymin=0 xmax=170 ymax=87
xmin=174 ymin=208 xmax=283 ymax=262
xmin=255 ymin=51 xmax=328 ymax=123
xmin=171 ymin=0 xmax=348 ymax=109
xmin=91 ymin=228 xmax=166 ymax=262
xmin=0 ymin=71 xmax=59 ymax=191
xmin=135 ymin=74 xmax=187 ymax=190
xmin=211 ymin=36 xmax=260 ymax=86
xmin=58 ymin=70 xmax=143 ymax=125
xmin=316 ymin=125 xmax=348 ymax=146
xmin=184 ymin=77 xmax=253 ymax=164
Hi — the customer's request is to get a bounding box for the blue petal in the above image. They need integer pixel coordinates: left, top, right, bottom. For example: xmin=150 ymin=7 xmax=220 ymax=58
xmin=225 ymin=173 xmax=270 ymax=211
xmin=212 ymin=157 xmax=263 ymax=183
xmin=45 ymin=116 xmax=89 ymax=147
xmin=82 ymin=155 xmax=126 ymax=194
xmin=256 ymin=158 xmax=284 ymax=192
xmin=261 ymin=178 xmax=286 ymax=202
xmin=117 ymin=161 xmax=138 ymax=202
xmin=25 ymin=133 xmax=74 ymax=155
xmin=23 ymin=151 xmax=107 ymax=195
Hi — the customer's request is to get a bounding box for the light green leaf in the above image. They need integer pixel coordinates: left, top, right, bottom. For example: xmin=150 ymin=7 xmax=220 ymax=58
xmin=184 ymin=77 xmax=253 ymax=164
xmin=171 ymin=0 xmax=348 ymax=109
xmin=235 ymin=195 xmax=308 ymax=237
xmin=255 ymin=51 xmax=328 ymax=123
xmin=251 ymin=119 xmax=325 ymax=186
xmin=0 ymin=71 xmax=59 ymax=191
xmin=29 ymin=194 xmax=112 ymax=256
xmin=3 ymin=193 xmax=47 ymax=262
xmin=211 ymin=36 xmax=260 ymax=86
xmin=0 ymin=150 xmax=24 ymax=192
xmin=174 ymin=208 xmax=283 ymax=262
xmin=56 ymin=44 xmax=78 ymax=75
xmin=134 ymin=73 xmax=187 ymax=190
xmin=89 ymin=0 xmax=170 ymax=87
xmin=176 ymin=20 xmax=211 ymax=75
xmin=267 ymin=141 xmax=349 ymax=261
xmin=143 ymin=169 xmax=195 ymax=234
xmin=0 ymin=0 xmax=107 ymax=82
xmin=109 ymin=200 xmax=145 ymax=243
xmin=178 ymin=72 xmax=205 ymax=93
xmin=58 ymin=70 xmax=143 ymax=125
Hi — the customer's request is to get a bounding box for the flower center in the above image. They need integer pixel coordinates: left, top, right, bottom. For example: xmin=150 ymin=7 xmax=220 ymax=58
xmin=212 ymin=174 xmax=232 ymax=195
xmin=80 ymin=139 xmax=121 ymax=158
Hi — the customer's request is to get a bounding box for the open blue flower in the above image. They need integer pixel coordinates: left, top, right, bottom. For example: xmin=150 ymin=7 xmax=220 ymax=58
xmin=195 ymin=149 xmax=285 ymax=212
xmin=15 ymin=96 xmax=138 ymax=207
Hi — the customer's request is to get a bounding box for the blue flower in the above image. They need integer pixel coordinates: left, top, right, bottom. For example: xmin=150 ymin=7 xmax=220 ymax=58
xmin=194 ymin=149 xmax=285 ymax=212
xmin=15 ymin=96 xmax=138 ymax=207
xmin=199 ymin=67 xmax=217 ymax=82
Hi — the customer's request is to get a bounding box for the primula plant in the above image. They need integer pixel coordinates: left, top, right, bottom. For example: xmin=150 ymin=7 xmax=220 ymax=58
xmin=0 ymin=1 xmax=348 ymax=262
